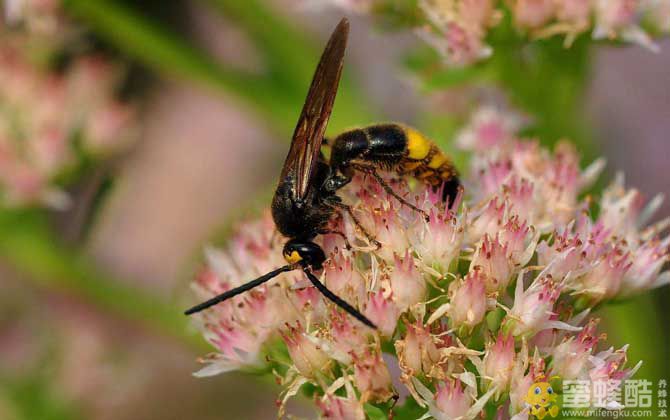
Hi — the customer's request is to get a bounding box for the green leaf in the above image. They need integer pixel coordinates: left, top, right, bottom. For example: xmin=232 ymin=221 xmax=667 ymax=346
xmin=1 ymin=369 xmax=83 ymax=420
xmin=364 ymin=403 xmax=388 ymax=420
xmin=392 ymin=396 xmax=427 ymax=420
xmin=405 ymin=47 xmax=489 ymax=91
xmin=62 ymin=0 xmax=296 ymax=132
xmin=201 ymin=0 xmax=380 ymax=136
xmin=64 ymin=0 xmax=379 ymax=137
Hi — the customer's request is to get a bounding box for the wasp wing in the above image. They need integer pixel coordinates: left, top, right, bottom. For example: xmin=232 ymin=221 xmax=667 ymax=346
xmin=279 ymin=18 xmax=349 ymax=200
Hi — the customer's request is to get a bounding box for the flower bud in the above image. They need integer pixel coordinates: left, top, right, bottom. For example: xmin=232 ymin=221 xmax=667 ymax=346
xmin=448 ymin=269 xmax=487 ymax=330
xmin=389 ymin=251 xmax=426 ymax=311
xmin=470 ymin=234 xmax=513 ymax=293
xmin=506 ymin=274 xmax=562 ymax=337
xmin=352 ymin=349 xmax=394 ymax=403
xmin=316 ymin=394 xmax=365 ymax=420
xmin=363 ymin=290 xmax=399 ymax=337
xmin=482 ymin=333 xmax=516 ymax=394
xmin=434 ymin=379 xmax=474 ymax=419
xmin=281 ymin=323 xmax=330 ymax=378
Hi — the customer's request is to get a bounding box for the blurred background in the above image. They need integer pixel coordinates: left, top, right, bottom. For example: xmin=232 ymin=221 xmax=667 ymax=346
xmin=0 ymin=1 xmax=668 ymax=419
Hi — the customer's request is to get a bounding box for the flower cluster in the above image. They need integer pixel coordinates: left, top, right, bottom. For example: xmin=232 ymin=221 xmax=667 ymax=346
xmin=0 ymin=4 xmax=136 ymax=207
xmin=187 ymin=107 xmax=667 ymax=418
xmin=315 ymin=0 xmax=670 ymax=66
xmin=2 ymin=0 xmax=64 ymax=36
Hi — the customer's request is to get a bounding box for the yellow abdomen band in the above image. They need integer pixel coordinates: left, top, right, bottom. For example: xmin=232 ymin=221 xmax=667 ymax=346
xmin=405 ymin=127 xmax=431 ymax=160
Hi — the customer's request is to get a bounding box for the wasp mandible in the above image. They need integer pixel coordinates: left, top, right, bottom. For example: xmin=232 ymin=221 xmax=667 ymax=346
xmin=184 ymin=18 xmax=460 ymax=328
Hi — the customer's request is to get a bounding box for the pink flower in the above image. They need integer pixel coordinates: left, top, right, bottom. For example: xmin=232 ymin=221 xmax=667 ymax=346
xmin=389 ymin=251 xmax=426 ymax=311
xmin=478 ymin=160 xmax=513 ymax=199
xmin=434 ymin=379 xmax=475 ymax=419
xmin=480 ymin=333 xmax=516 ymax=395
xmin=410 ymin=206 xmax=464 ymax=272
xmin=505 ymin=177 xmax=536 ymax=224
xmin=456 ymin=106 xmax=524 ymax=153
xmin=281 ymin=322 xmax=332 ymax=378
xmin=352 ymin=349 xmax=394 ymax=402
xmin=588 ymin=344 xmax=642 ymax=386
xmin=505 ymin=273 xmax=569 ymax=338
xmin=84 ymin=101 xmax=136 ymax=153
xmin=620 ymin=237 xmax=670 ymax=297
xmin=0 ymin=37 xmax=135 ymax=208
xmin=316 ymin=393 xmax=365 ymax=420
xmin=577 ymin=249 xmax=631 ymax=302
xmin=459 ymin=0 xmax=499 ymax=29
xmin=363 ymin=290 xmax=399 ymax=338
xmin=323 ymin=250 xmax=365 ymax=304
xmin=418 ymin=0 xmax=493 ymax=66
xmin=500 ymin=217 xmax=538 ymax=265
xmin=594 ymin=0 xmax=658 ymax=51
xmin=448 ymin=268 xmax=488 ymax=330
xmin=467 ymin=197 xmax=507 ymax=244
xmin=536 ymin=230 xmax=587 ymax=280
xmin=186 ymin=106 xmax=659 ymax=418
xmin=551 ymin=318 xmax=603 ymax=380
xmin=554 ymin=0 xmax=593 ymax=41
xmin=367 ymin=199 xmax=411 ymax=260
xmin=512 ymin=0 xmax=555 ymax=29
xmin=329 ymin=309 xmax=369 ymax=363
xmin=470 ymin=234 xmax=513 ymax=293
xmin=396 ymin=321 xmax=444 ymax=378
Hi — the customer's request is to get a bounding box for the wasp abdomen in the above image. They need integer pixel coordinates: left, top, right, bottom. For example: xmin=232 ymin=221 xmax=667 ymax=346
xmin=330 ymin=123 xmax=459 ymax=202
xmin=396 ymin=125 xmax=458 ymax=188
xmin=330 ymin=124 xmax=405 ymax=171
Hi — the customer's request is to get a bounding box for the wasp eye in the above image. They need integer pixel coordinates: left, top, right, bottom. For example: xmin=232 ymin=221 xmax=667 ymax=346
xmin=535 ymin=387 xmax=541 ymax=395
xmin=547 ymin=387 xmax=553 ymax=394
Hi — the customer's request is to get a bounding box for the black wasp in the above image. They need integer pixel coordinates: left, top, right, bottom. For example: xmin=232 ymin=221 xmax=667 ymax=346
xmin=184 ymin=18 xmax=460 ymax=328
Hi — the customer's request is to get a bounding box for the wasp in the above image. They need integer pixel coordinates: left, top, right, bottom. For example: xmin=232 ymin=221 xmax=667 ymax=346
xmin=184 ymin=18 xmax=460 ymax=328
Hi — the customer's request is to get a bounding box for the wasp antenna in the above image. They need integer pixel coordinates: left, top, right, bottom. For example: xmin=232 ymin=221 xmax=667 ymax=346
xmin=302 ymin=268 xmax=377 ymax=329
xmin=184 ymin=264 xmax=295 ymax=315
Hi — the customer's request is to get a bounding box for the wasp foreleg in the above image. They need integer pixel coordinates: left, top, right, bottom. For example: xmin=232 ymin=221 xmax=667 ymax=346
xmin=352 ymin=163 xmax=430 ymax=221
xmin=325 ymin=198 xmax=381 ymax=249
xmin=318 ymin=228 xmax=352 ymax=250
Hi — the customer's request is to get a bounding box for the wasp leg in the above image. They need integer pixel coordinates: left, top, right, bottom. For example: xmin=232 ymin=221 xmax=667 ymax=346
xmin=268 ymin=228 xmax=279 ymax=248
xmin=318 ymin=228 xmax=352 ymax=250
xmin=303 ymin=267 xmax=376 ymax=329
xmin=352 ymin=163 xmax=430 ymax=222
xmin=325 ymin=198 xmax=381 ymax=249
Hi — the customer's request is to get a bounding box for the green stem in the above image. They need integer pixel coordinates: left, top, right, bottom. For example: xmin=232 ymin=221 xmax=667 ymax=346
xmin=601 ymin=296 xmax=667 ymax=384
xmin=62 ymin=0 xmax=296 ymax=129
xmin=63 ymin=0 xmax=378 ymax=136
xmin=487 ymin=31 xmax=596 ymax=159
xmin=201 ymin=0 xmax=380 ymax=135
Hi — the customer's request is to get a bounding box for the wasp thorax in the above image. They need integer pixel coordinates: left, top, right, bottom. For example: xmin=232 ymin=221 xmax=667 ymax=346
xmin=282 ymin=240 xmax=326 ymax=269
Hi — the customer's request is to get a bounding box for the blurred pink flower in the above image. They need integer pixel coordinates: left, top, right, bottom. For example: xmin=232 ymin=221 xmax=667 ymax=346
xmin=0 ymin=28 xmax=136 ymax=207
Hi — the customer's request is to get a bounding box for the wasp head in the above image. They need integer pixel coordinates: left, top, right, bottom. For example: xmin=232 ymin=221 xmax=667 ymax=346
xmin=282 ymin=240 xmax=326 ymax=270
